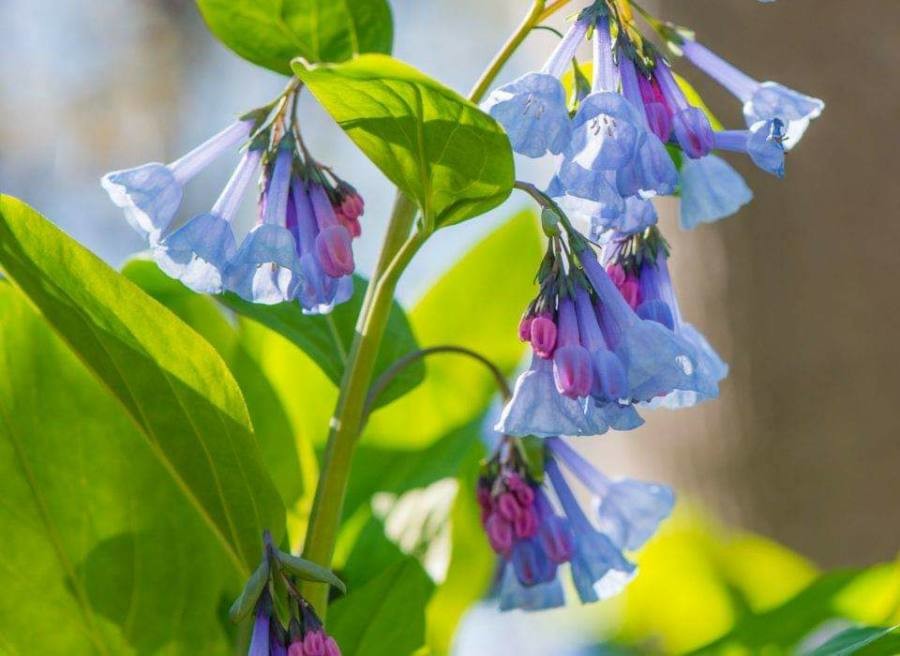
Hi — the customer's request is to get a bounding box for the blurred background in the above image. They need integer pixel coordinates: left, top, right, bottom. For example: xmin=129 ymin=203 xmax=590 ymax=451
xmin=2 ymin=0 xmax=898 ymax=653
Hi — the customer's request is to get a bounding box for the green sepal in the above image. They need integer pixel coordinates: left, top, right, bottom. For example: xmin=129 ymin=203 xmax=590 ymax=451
xmin=228 ymin=559 xmax=270 ymax=623
xmin=276 ymin=551 xmax=347 ymax=594
xmin=520 ymin=436 xmax=546 ymax=483
xmin=269 ymin=575 xmax=293 ymax=629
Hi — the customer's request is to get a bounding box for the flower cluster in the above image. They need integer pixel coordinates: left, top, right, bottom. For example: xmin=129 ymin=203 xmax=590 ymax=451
xmin=101 ymin=87 xmax=364 ymax=314
xmin=498 ymin=221 xmax=721 ymax=437
xmin=485 ymin=1 xmax=822 ymax=236
xmin=479 ymin=435 xmax=672 ymax=611
xmin=249 ymin=594 xmax=341 ymax=656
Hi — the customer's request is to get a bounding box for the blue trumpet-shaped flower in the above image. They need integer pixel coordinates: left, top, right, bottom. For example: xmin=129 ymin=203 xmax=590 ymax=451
xmin=578 ymin=246 xmax=701 ymax=402
xmin=681 ymin=40 xmax=824 ymax=148
xmin=679 ymin=154 xmax=753 ymax=229
xmin=545 ymin=456 xmax=636 ymax=602
xmin=101 ymin=119 xmax=252 ymax=241
xmin=548 ymin=437 xmax=674 ymax=551
xmin=226 ymin=142 xmax=304 ymax=304
xmin=153 ymin=146 xmax=261 ymax=293
xmin=714 ymin=119 xmax=786 ymax=177
xmin=483 ymin=12 xmax=590 ymax=158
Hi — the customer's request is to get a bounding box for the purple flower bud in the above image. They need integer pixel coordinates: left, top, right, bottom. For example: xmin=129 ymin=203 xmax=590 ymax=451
xmin=288 ymin=642 xmax=304 ymax=656
xmin=530 ymin=314 xmax=558 ymax=358
xmin=672 ymin=107 xmax=715 ymax=159
xmin=553 ymin=345 xmax=594 ymax=399
xmin=514 ymin=505 xmax=539 ymax=539
xmin=511 ymin=538 xmax=557 ymax=586
xmin=518 ymin=314 xmax=535 ymax=342
xmin=324 ymin=637 xmax=341 ymax=656
xmin=486 ymin=513 xmax=514 ymax=554
xmin=315 ymin=225 xmax=355 ymax=277
xmin=303 ymin=630 xmax=326 ymax=656
xmin=497 ymin=492 xmax=523 ymax=522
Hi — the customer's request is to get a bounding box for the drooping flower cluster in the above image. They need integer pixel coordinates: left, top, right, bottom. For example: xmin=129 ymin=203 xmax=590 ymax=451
xmin=233 ymin=532 xmax=343 ymax=656
xmin=101 ymin=87 xmax=365 ymax=314
xmin=478 ymin=434 xmax=672 ymax=611
xmin=485 ymin=1 xmax=822 ymax=236
xmin=497 ymin=219 xmax=724 ymax=437
xmin=249 ymin=594 xmax=341 ymax=656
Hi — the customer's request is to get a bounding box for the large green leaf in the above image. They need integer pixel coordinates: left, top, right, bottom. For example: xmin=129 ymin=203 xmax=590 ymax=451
xmin=0 ymin=284 xmax=236 ymax=654
xmin=293 ymin=55 xmax=515 ymax=229
xmin=0 ymin=195 xmax=284 ymax=575
xmin=122 ymin=258 xmax=306 ymax=512
xmin=807 ymin=626 xmax=900 ymax=656
xmin=364 ymin=210 xmax=542 ymax=447
xmin=328 ymin=559 xmax=434 ymax=656
xmin=196 ymin=0 xmax=393 ymax=75
xmin=219 ymin=275 xmax=423 ymax=410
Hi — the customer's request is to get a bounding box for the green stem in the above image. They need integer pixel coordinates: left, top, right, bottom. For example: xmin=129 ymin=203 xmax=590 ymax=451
xmin=300 ymin=0 xmax=575 ymax=620
xmin=299 ymin=194 xmax=420 ymax=615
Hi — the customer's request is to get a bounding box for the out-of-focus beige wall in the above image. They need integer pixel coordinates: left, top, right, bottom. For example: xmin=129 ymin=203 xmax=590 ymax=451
xmin=590 ymin=0 xmax=900 ymax=568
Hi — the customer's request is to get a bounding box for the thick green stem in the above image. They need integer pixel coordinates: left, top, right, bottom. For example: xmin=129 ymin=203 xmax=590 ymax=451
xmin=299 ymin=194 xmax=420 ymax=615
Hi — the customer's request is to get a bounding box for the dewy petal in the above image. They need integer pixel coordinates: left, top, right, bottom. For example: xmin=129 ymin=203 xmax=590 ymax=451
xmin=483 ymin=72 xmax=572 ymax=158
xmin=497 ymin=562 xmax=565 ymax=612
xmin=595 ymin=479 xmax=675 ymax=551
xmin=679 ymin=154 xmax=753 ymax=229
xmin=744 ymin=81 xmax=824 ymax=149
xmin=495 ymin=356 xmax=600 ymax=438
xmin=653 ymin=322 xmax=728 ymax=409
xmin=225 ymin=224 xmax=303 ymax=304
xmin=153 ymin=213 xmax=236 ymax=294
xmin=587 ymin=399 xmax=644 ymax=432
xmin=567 ymin=92 xmax=643 ymax=172
xmin=746 ymin=119 xmax=786 ymax=177
xmin=101 ymin=163 xmax=182 ymax=241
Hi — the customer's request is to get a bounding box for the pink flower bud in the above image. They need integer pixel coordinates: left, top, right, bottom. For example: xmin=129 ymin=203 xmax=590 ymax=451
xmin=506 ymin=474 xmax=534 ymax=507
xmin=485 ymin=513 xmax=513 ymax=554
xmin=518 ymin=315 xmax=534 ymax=342
xmin=606 ymin=263 xmax=626 ymax=286
xmin=324 ymin=637 xmax=341 ymax=656
xmin=341 ymin=193 xmax=365 ymax=220
xmin=514 ymin=506 xmax=538 ymax=539
xmin=304 ymin=630 xmax=326 ymax=656
xmin=315 ymin=225 xmax=355 ymax=277
xmin=496 ymin=492 xmax=522 ymax=522
xmin=619 ymin=278 xmax=641 ymax=309
xmin=288 ymin=642 xmax=305 ymax=656
xmin=530 ymin=315 xmax=558 ymax=359
xmin=553 ymin=344 xmax=593 ymax=398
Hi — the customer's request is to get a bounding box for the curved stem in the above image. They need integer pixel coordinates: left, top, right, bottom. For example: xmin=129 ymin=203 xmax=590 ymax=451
xmin=364 ymin=345 xmax=512 ymax=419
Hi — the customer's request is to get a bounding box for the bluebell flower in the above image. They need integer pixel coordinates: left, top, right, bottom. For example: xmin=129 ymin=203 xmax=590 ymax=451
xmin=679 ymin=154 xmax=753 ymax=229
xmin=497 ymin=563 xmax=566 ymax=612
xmin=547 ymin=437 xmax=674 ymax=551
xmin=496 ymin=355 xmax=600 ymax=438
xmin=654 ymin=60 xmax=715 ymax=159
xmin=545 ymin=456 xmax=636 ymax=602
xmin=714 ymin=119 xmax=786 ymax=177
xmin=248 ymin=597 xmax=271 ymax=656
xmin=681 ymin=40 xmax=824 ymax=148
xmin=153 ymin=147 xmax=261 ymax=294
xmin=101 ymin=119 xmax=252 ymax=241
xmin=607 ymin=233 xmax=726 ymax=407
xmin=483 ymin=12 xmax=590 ymax=158
xmin=225 ymin=142 xmax=304 ymax=304
xmin=578 ymin=246 xmax=701 ymax=402
xmin=288 ymin=179 xmax=354 ymax=314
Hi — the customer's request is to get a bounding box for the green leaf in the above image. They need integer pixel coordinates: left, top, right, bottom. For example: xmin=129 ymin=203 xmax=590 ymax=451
xmin=230 ymin=561 xmax=271 ymax=623
xmin=329 ymin=559 xmax=435 ymax=656
xmin=0 ymin=284 xmax=237 ymax=653
xmin=293 ymin=54 xmax=515 ymax=229
xmin=276 ymin=551 xmax=346 ymax=593
xmin=122 ymin=258 xmax=309 ymax=511
xmin=196 ymin=0 xmax=393 ymax=75
xmin=0 ymin=195 xmax=284 ymax=576
xmin=364 ymin=210 xmax=542 ymax=447
xmin=219 ymin=275 xmax=424 ymax=409
xmin=807 ymin=626 xmax=900 ymax=656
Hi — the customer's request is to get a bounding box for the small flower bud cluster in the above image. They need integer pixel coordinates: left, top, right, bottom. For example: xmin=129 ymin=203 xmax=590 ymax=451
xmin=250 ymin=594 xmax=341 ymax=656
xmin=101 ymin=86 xmax=366 ymax=314
xmin=478 ymin=435 xmax=672 ymax=612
